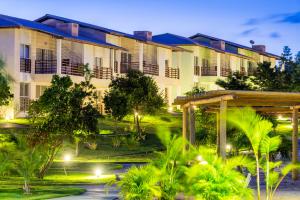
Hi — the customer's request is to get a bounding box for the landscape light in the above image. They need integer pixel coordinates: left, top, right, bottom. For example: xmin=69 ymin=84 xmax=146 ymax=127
xmin=196 ymin=155 xmax=203 ymax=162
xmin=277 ymin=115 xmax=284 ymax=121
xmin=134 ymin=112 xmax=139 ymax=117
xmin=94 ymin=168 xmax=102 ymax=177
xmin=193 ymin=105 xmax=197 ymax=109
xmin=199 ymin=160 xmax=208 ymax=165
xmin=168 ymin=106 xmax=173 ymax=112
xmin=64 ymin=154 xmax=71 ymax=162
xmin=226 ymin=144 xmax=232 ymax=151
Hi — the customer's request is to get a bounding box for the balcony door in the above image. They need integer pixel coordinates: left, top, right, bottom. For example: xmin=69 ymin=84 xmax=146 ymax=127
xmin=120 ymin=52 xmax=132 ymax=73
xmin=35 ymin=49 xmax=56 ymax=74
xmin=20 ymin=44 xmax=31 ymax=73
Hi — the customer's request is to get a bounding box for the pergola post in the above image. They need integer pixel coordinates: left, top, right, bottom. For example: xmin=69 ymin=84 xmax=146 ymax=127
xmin=182 ymin=107 xmax=188 ymax=152
xmin=219 ymin=100 xmax=227 ymax=159
xmin=189 ymin=105 xmax=196 ymax=145
xmin=216 ymin=111 xmax=220 ymax=155
xmin=292 ymin=107 xmax=299 ymax=180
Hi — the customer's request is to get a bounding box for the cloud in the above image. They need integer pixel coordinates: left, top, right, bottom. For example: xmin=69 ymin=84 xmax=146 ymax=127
xmin=279 ymin=11 xmax=300 ymax=24
xmin=269 ymin=32 xmax=281 ymax=38
xmin=244 ymin=11 xmax=300 ymax=25
xmin=240 ymin=28 xmax=258 ymax=36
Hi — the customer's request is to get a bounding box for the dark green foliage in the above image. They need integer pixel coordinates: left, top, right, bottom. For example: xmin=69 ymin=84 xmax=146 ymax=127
xmin=185 ymin=86 xmax=205 ymax=96
xmin=104 ymin=69 xmax=164 ymax=119
xmin=28 ymin=64 xmax=100 ymax=178
xmin=216 ymin=71 xmax=253 ymax=90
xmin=0 ymin=59 xmax=13 ymax=106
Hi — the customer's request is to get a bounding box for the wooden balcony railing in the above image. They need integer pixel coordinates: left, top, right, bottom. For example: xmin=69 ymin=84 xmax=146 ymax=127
xmin=20 ymin=58 xmax=31 ymax=73
xmin=221 ymin=67 xmax=232 ymax=77
xmin=62 ymin=59 xmax=84 ymax=76
xmin=165 ymin=67 xmax=180 ymax=79
xmin=93 ymin=67 xmax=113 ymax=79
xmin=201 ymin=66 xmax=217 ymax=76
xmin=20 ymin=97 xmax=30 ymax=112
xmin=143 ymin=62 xmax=159 ymax=76
xmin=35 ymin=60 xmax=57 ymax=74
xmin=194 ymin=65 xmax=200 ymax=76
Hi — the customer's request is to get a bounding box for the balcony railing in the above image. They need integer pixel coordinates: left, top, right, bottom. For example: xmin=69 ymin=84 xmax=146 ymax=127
xmin=221 ymin=67 xmax=232 ymax=77
xmin=20 ymin=58 xmax=31 ymax=73
xmin=165 ymin=67 xmax=180 ymax=79
xmin=113 ymin=61 xmax=118 ymax=73
xmin=20 ymin=97 xmax=30 ymax=112
xmin=194 ymin=65 xmax=200 ymax=76
xmin=201 ymin=66 xmax=217 ymax=76
xmin=35 ymin=60 xmax=57 ymax=74
xmin=143 ymin=62 xmax=159 ymax=76
xmin=62 ymin=59 xmax=84 ymax=76
xmin=93 ymin=67 xmax=113 ymax=80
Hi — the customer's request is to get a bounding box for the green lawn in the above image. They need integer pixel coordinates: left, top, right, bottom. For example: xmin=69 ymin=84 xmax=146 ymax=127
xmin=0 ymin=185 xmax=85 ymax=200
xmin=0 ymin=118 xmax=30 ymax=125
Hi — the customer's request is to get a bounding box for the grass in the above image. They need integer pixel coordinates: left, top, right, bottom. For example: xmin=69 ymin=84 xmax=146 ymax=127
xmin=0 ymin=118 xmax=30 ymax=125
xmin=0 ymin=185 xmax=85 ymax=200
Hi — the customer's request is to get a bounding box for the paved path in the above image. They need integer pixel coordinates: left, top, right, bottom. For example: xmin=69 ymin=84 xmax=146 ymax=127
xmin=52 ymin=185 xmax=119 ymax=200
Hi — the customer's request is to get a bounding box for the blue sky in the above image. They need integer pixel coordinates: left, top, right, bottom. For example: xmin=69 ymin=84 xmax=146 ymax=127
xmin=1 ymin=0 xmax=299 ymax=55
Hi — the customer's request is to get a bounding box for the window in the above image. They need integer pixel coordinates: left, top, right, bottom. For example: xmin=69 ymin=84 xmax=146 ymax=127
xmin=164 ymin=88 xmax=169 ymax=104
xmin=165 ymin=60 xmax=169 ymax=68
xmin=20 ymin=83 xmax=29 ymax=97
xmin=120 ymin=52 xmax=132 ymax=73
xmin=20 ymin=44 xmax=30 ymax=59
xmin=202 ymin=58 xmax=209 ymax=68
xmin=36 ymin=85 xmax=48 ymax=99
xmin=36 ymin=48 xmax=54 ymax=60
xmin=95 ymin=57 xmax=103 ymax=68
xmin=194 ymin=56 xmax=199 ymax=66
xmin=240 ymin=59 xmax=244 ymax=68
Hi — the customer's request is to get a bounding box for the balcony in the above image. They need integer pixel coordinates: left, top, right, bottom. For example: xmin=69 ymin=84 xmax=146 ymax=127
xmin=194 ymin=65 xmax=200 ymax=76
xmin=165 ymin=67 xmax=180 ymax=79
xmin=93 ymin=67 xmax=113 ymax=80
xmin=20 ymin=97 xmax=30 ymax=112
xmin=221 ymin=67 xmax=232 ymax=77
xmin=120 ymin=62 xmax=131 ymax=73
xmin=201 ymin=66 xmax=217 ymax=76
xmin=62 ymin=59 xmax=84 ymax=76
xmin=143 ymin=62 xmax=159 ymax=76
xmin=35 ymin=60 xmax=57 ymax=74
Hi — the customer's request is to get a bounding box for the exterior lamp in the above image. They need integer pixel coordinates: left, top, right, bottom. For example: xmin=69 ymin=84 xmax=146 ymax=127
xmin=134 ymin=112 xmax=139 ymax=117
xmin=277 ymin=115 xmax=284 ymax=121
xmin=196 ymin=155 xmax=208 ymax=165
xmin=168 ymin=106 xmax=173 ymax=112
xmin=95 ymin=168 xmax=102 ymax=178
xmin=63 ymin=154 xmax=71 ymax=176
xmin=226 ymin=144 xmax=232 ymax=151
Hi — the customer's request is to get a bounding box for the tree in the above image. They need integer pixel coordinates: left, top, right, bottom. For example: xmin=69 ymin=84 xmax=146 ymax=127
xmin=216 ymin=71 xmax=253 ymax=90
xmin=28 ymin=64 xmax=100 ymax=178
xmin=0 ymin=58 xmax=13 ymax=106
xmin=295 ymin=51 xmax=300 ymax=65
xmin=104 ymin=69 xmax=164 ymax=137
xmin=280 ymin=46 xmax=293 ymax=72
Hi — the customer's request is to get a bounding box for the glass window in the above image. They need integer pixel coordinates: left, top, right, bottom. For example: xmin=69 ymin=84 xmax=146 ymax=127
xmin=95 ymin=57 xmax=103 ymax=68
xmin=36 ymin=85 xmax=48 ymax=98
xmin=20 ymin=83 xmax=29 ymax=97
xmin=20 ymin=44 xmax=30 ymax=59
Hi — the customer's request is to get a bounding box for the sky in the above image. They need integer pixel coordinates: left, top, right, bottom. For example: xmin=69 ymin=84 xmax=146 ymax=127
xmin=1 ymin=0 xmax=299 ymax=56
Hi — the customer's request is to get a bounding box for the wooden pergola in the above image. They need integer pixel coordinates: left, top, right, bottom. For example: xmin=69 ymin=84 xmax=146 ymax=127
xmin=173 ymin=90 xmax=300 ymax=180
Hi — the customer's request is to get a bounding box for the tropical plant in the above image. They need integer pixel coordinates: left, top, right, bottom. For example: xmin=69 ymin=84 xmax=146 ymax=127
xmin=185 ymin=86 xmax=206 ymax=96
xmin=104 ymin=69 xmax=164 ymax=137
xmin=228 ymin=107 xmax=299 ymax=200
xmin=0 ymin=134 xmax=16 ymax=176
xmin=118 ymin=127 xmax=254 ymax=200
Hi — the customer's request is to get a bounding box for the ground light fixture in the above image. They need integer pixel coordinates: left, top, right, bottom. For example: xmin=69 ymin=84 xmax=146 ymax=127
xmin=63 ymin=154 xmax=72 ymax=176
xmin=94 ymin=168 xmax=102 ymax=178
xmin=196 ymin=155 xmax=208 ymax=165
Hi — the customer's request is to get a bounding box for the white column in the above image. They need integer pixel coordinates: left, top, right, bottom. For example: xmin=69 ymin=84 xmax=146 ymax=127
xmin=56 ymin=39 xmax=62 ymax=74
xmin=217 ymin=52 xmax=221 ymax=77
xmin=139 ymin=43 xmax=143 ymax=72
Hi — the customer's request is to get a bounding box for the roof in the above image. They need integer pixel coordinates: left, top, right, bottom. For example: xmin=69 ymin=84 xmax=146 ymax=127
xmin=0 ymin=14 xmax=123 ymax=50
xmin=35 ymin=14 xmax=181 ymax=51
xmin=190 ymin=33 xmax=280 ymax=59
xmin=174 ymin=90 xmax=300 ymax=113
xmin=153 ymin=33 xmax=253 ymax=59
